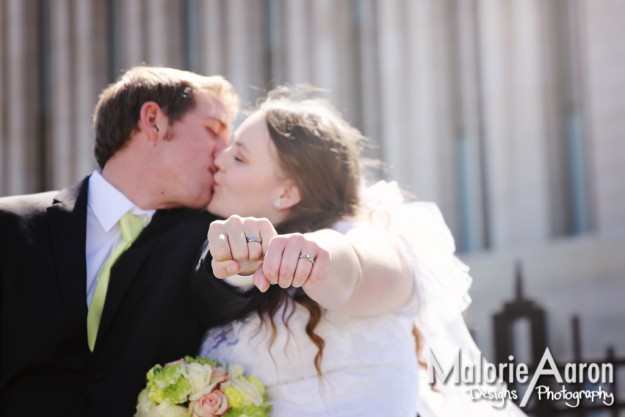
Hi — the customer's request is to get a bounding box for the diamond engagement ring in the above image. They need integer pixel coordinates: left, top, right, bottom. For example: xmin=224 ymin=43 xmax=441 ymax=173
xmin=245 ymin=236 xmax=262 ymax=244
xmin=298 ymin=253 xmax=315 ymax=265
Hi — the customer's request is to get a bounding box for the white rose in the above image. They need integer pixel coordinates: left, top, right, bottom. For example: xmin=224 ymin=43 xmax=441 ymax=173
xmin=134 ymin=389 xmax=156 ymax=417
xmin=187 ymin=363 xmax=219 ymax=401
xmin=228 ymin=364 xmax=244 ymax=379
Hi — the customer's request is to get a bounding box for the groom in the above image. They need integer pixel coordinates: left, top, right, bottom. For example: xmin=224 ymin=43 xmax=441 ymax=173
xmin=0 ymin=67 xmax=263 ymax=417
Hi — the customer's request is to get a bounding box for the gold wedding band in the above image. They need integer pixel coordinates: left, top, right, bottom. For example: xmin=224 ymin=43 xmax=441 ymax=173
xmin=245 ymin=236 xmax=262 ymax=244
xmin=298 ymin=253 xmax=315 ymax=265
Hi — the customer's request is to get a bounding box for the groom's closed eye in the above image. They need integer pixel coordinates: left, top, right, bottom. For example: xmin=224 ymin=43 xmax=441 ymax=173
xmin=205 ymin=120 xmax=221 ymax=137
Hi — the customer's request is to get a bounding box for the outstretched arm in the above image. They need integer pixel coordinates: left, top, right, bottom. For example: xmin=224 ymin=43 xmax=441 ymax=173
xmin=207 ymin=216 xmax=414 ymax=316
xmin=299 ymin=226 xmax=413 ymax=315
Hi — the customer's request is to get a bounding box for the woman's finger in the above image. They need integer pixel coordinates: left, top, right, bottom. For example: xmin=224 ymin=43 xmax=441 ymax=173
xmin=278 ymin=234 xmax=305 ymax=288
xmin=257 ymin=218 xmax=278 ymax=256
xmin=291 ymin=244 xmax=316 ymax=288
xmin=303 ymin=246 xmax=331 ymax=288
xmin=253 ymin=267 xmax=271 ymax=293
xmin=262 ymin=237 xmax=286 ymax=285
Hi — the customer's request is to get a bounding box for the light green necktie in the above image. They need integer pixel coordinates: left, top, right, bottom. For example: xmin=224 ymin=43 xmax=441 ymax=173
xmin=87 ymin=212 xmax=145 ymax=351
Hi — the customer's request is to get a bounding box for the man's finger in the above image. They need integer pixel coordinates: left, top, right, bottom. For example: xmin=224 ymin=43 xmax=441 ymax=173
xmin=208 ymin=222 xmax=233 ymax=262
xmin=242 ymin=218 xmax=263 ymax=261
xmin=211 ymin=259 xmax=240 ymax=279
xmin=224 ymin=216 xmax=248 ymax=261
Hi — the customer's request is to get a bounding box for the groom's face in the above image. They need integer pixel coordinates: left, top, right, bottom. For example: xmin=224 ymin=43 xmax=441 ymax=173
xmin=156 ymin=92 xmax=231 ymax=209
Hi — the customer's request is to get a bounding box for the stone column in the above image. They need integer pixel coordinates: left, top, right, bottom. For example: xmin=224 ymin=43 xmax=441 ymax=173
xmin=1 ymin=2 xmax=7 ymax=193
xmin=74 ymin=0 xmax=102 ymax=178
xmin=146 ymin=0 xmax=183 ymax=67
xmin=119 ymin=0 xmax=147 ymax=71
xmin=223 ymin=0 xmax=267 ymax=107
xmin=478 ymin=0 xmax=551 ymax=249
xmin=283 ymin=0 xmax=310 ymax=84
xmin=197 ymin=0 xmax=225 ymax=76
xmin=375 ymin=1 xmax=409 ymax=186
xmin=49 ymin=0 xmax=74 ymax=189
xmin=5 ymin=0 xmax=40 ymax=194
xmin=581 ymin=0 xmax=625 ymax=235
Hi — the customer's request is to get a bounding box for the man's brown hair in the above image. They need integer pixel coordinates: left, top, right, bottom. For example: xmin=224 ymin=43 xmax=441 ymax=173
xmin=92 ymin=66 xmax=239 ymax=168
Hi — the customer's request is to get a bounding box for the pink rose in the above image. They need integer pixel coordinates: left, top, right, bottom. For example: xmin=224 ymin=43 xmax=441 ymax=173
xmin=210 ymin=367 xmax=228 ymax=385
xmin=191 ymin=390 xmax=229 ymax=417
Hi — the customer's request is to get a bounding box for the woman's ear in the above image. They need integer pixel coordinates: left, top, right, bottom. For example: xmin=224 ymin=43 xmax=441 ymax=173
xmin=275 ymin=181 xmax=301 ymax=210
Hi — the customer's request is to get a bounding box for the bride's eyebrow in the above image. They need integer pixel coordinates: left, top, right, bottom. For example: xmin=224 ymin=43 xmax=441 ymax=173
xmin=234 ymin=142 xmax=250 ymax=156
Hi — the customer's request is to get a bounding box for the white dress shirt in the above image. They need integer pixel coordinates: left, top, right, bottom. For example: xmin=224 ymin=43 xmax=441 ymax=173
xmin=85 ymin=171 xmax=155 ymax=307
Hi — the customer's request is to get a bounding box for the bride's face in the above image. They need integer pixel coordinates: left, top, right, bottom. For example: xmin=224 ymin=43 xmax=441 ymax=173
xmin=208 ymin=111 xmax=289 ymax=222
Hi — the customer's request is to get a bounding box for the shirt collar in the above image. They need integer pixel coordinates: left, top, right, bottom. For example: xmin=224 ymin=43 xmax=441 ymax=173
xmin=88 ymin=170 xmax=155 ymax=232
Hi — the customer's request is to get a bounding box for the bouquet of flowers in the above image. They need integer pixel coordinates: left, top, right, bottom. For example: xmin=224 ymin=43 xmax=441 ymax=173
xmin=135 ymin=356 xmax=272 ymax=417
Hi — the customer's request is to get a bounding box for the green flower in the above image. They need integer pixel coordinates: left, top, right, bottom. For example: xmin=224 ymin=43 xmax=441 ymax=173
xmin=224 ymin=374 xmax=265 ymax=407
xmin=146 ymin=364 xmax=192 ymax=404
xmin=223 ymin=385 xmax=245 ymax=408
xmin=185 ymin=356 xmax=219 ymax=367
xmin=225 ymin=403 xmax=273 ymax=417
xmin=247 ymin=376 xmax=265 ymax=395
xmin=137 ymin=357 xmax=271 ymax=417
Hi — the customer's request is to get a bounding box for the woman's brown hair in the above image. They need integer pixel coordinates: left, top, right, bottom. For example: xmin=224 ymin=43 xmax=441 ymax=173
xmin=253 ymin=86 xmax=367 ymax=376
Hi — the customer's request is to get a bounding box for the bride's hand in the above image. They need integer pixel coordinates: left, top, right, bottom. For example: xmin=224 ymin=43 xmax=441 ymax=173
xmin=207 ymin=216 xmax=276 ymax=278
xmin=257 ymin=233 xmax=331 ymax=292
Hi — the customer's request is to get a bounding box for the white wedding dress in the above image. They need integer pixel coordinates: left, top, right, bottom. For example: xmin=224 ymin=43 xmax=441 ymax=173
xmin=199 ymin=292 xmax=420 ymax=416
xmin=199 ymin=181 xmax=526 ymax=417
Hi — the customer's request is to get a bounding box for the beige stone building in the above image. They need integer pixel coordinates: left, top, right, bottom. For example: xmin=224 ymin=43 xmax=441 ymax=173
xmin=1 ymin=0 xmax=624 ymax=361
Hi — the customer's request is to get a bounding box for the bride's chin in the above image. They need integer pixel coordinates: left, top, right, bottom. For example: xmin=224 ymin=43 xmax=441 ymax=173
xmin=206 ymin=200 xmax=219 ymax=216
xmin=207 ymin=200 xmax=230 ymax=218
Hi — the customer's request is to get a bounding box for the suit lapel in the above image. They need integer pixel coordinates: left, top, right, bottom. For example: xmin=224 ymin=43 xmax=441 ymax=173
xmin=48 ymin=177 xmax=199 ymax=347
xmin=96 ymin=209 xmax=191 ymax=343
xmin=47 ymin=179 xmax=89 ymax=322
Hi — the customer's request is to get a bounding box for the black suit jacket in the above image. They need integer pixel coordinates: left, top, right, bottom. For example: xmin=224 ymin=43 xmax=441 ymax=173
xmin=0 ymin=178 xmax=263 ymax=417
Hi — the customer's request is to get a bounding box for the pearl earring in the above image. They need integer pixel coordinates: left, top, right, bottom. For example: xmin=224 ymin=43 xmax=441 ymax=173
xmin=274 ymin=199 xmax=282 ymax=208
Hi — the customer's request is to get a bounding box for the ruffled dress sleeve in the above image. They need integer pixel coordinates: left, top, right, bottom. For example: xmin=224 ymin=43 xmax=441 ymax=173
xmin=359 ymin=181 xmax=526 ymax=417
xmin=355 ymin=181 xmax=472 ymax=321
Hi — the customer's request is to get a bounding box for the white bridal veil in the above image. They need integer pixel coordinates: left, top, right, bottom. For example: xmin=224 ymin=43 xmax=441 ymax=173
xmin=361 ymin=181 xmax=527 ymax=417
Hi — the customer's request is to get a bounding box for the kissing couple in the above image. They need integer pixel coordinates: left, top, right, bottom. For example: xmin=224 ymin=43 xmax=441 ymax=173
xmin=0 ymin=66 xmax=525 ymax=417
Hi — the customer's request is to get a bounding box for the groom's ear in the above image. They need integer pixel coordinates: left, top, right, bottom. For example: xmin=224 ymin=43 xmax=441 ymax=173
xmin=276 ymin=181 xmax=301 ymax=210
xmin=139 ymin=101 xmax=166 ymax=141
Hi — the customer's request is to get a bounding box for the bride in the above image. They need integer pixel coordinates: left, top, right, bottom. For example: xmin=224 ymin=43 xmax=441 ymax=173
xmin=200 ymin=86 xmax=525 ymax=417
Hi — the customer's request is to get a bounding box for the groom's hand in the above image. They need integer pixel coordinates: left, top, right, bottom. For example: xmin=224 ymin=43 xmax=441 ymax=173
xmin=207 ymin=216 xmax=276 ymax=279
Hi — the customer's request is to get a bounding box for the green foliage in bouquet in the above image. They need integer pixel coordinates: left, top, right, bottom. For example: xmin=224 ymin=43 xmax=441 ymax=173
xmin=135 ymin=356 xmax=271 ymax=417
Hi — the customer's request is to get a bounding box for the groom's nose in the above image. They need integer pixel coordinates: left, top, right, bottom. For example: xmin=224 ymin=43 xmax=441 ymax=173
xmin=217 ymin=132 xmax=229 ymax=152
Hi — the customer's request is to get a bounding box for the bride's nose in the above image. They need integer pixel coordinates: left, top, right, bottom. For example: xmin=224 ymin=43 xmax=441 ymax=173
xmin=214 ymin=146 xmax=231 ymax=171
